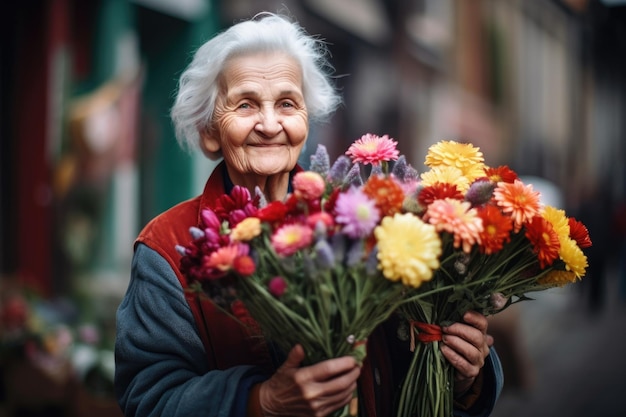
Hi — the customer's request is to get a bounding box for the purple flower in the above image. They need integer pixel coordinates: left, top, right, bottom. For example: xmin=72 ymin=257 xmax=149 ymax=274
xmin=465 ymin=179 xmax=496 ymax=206
xmin=314 ymin=239 xmax=335 ymax=269
xmin=309 ymin=144 xmax=330 ymax=177
xmin=335 ymin=187 xmax=380 ymax=239
xmin=328 ymin=155 xmax=352 ymax=184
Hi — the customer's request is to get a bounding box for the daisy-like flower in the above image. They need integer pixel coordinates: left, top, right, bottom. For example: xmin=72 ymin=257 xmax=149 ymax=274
xmin=559 ymin=237 xmax=588 ymax=279
xmin=424 ymin=198 xmax=483 ymax=253
xmin=420 ymin=166 xmax=471 ymax=193
xmin=345 ymin=133 xmax=400 ymax=166
xmin=493 ymin=180 xmax=541 ymax=232
xmin=230 ymin=217 xmax=262 ymax=242
xmin=476 ymin=204 xmax=513 ymax=255
xmin=568 ymin=217 xmax=592 ymax=248
xmin=537 ymin=270 xmax=578 ymax=287
xmin=374 ymin=213 xmax=442 ymax=287
xmin=271 ymin=224 xmax=314 ymax=257
xmin=335 ymin=187 xmax=381 ymax=239
xmin=206 ymin=243 xmax=249 ymax=273
xmin=293 ymin=171 xmax=327 ymax=200
xmin=541 ymin=206 xmax=570 ymax=243
xmin=484 ymin=165 xmax=518 ymax=184
xmin=362 ymin=175 xmax=405 ymax=216
xmin=425 ymin=140 xmax=486 ymax=183
xmin=524 ymin=216 xmax=560 ymax=268
xmin=417 ymin=183 xmax=464 ymax=207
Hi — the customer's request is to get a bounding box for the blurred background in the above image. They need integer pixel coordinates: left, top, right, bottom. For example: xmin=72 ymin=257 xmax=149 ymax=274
xmin=1 ymin=0 xmax=625 ymax=416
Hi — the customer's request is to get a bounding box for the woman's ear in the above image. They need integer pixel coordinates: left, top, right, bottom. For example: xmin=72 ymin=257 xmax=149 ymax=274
xmin=200 ymin=128 xmax=221 ymax=154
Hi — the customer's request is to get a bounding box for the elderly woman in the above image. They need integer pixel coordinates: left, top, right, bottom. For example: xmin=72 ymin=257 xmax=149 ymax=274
xmin=115 ymin=12 xmax=503 ymax=417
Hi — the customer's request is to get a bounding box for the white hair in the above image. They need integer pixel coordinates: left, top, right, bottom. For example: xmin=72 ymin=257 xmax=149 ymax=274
xmin=170 ymin=12 xmax=342 ymax=159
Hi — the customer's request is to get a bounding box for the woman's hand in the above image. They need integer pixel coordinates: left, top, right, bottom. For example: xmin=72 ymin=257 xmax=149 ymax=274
xmin=440 ymin=310 xmax=492 ymax=395
xmin=259 ymin=344 xmax=361 ymax=417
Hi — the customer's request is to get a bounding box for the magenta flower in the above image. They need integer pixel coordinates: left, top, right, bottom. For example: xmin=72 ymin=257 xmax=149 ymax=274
xmin=335 ymin=187 xmax=380 ymax=238
xmin=268 ymin=276 xmax=288 ymax=297
xmin=201 ymin=209 xmax=221 ymax=231
xmin=345 ymin=133 xmax=400 ymax=166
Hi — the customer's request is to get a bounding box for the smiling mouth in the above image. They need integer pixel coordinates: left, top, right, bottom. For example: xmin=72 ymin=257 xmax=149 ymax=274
xmin=247 ymin=144 xmax=286 ymax=148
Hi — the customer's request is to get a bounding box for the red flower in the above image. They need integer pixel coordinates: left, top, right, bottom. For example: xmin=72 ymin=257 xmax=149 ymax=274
xmin=568 ymin=217 xmax=592 ymax=248
xmin=257 ymin=201 xmax=289 ymax=223
xmin=418 ymin=183 xmax=463 ymax=207
xmin=484 ymin=165 xmax=519 ymax=184
xmin=233 ymin=255 xmax=256 ymax=276
xmin=214 ymin=185 xmax=259 ymax=224
xmin=525 ymin=216 xmax=560 ymax=269
xmin=476 ymin=205 xmax=513 ymax=254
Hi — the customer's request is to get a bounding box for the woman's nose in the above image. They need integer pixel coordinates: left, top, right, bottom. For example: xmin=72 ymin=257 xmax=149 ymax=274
xmin=255 ymin=107 xmax=283 ymax=137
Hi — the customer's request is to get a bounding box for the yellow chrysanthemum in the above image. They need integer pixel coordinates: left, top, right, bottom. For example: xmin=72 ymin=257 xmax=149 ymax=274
xmin=230 ymin=217 xmax=262 ymax=242
xmin=374 ymin=213 xmax=442 ymax=288
xmin=541 ymin=206 xmax=570 ymax=243
xmin=537 ymin=270 xmax=577 ymax=287
xmin=420 ymin=166 xmax=471 ymax=193
xmin=559 ymin=237 xmax=588 ymax=279
xmin=425 ymin=140 xmax=486 ymax=182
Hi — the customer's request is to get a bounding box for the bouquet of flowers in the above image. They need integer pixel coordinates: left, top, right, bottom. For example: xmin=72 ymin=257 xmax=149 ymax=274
xmin=394 ymin=140 xmax=592 ymax=417
xmin=177 ymin=134 xmax=444 ymax=417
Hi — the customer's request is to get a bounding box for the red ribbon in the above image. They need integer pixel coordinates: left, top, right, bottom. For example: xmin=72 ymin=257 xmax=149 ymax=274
xmin=409 ymin=321 xmax=443 ymax=351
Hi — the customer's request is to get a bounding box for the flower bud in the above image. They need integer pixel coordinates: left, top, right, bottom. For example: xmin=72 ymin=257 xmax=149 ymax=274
xmin=490 ymin=292 xmax=509 ymax=311
xmin=465 ymin=179 xmax=496 ymax=206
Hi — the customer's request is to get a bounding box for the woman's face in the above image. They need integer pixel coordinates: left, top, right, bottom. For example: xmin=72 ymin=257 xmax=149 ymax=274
xmin=203 ymin=51 xmax=309 ymax=181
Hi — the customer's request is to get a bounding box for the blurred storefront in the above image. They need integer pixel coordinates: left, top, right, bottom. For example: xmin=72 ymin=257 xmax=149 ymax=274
xmin=1 ymin=0 xmax=625 ymax=415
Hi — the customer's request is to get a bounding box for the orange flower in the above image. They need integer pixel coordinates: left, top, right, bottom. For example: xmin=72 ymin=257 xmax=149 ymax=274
xmin=476 ymin=205 xmax=513 ymax=255
xmin=493 ymin=180 xmax=541 ymax=232
xmin=362 ymin=175 xmax=405 ymax=217
xmin=525 ymin=216 xmax=560 ymax=268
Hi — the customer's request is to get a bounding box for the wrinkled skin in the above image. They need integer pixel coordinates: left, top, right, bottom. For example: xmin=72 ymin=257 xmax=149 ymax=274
xmin=201 ymin=51 xmax=309 ymax=202
xmin=258 ymin=311 xmax=492 ymax=416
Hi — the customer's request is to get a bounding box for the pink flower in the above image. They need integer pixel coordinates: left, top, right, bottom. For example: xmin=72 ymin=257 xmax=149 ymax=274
xmin=293 ymin=171 xmax=326 ymax=200
xmin=306 ymin=211 xmax=334 ymax=229
xmin=206 ymin=243 xmax=249 ymax=272
xmin=424 ymin=198 xmax=483 ymax=253
xmin=271 ymin=224 xmax=314 ymax=256
xmin=335 ymin=187 xmax=380 ymax=238
xmin=345 ymin=133 xmax=400 ymax=166
xmin=268 ymin=276 xmax=288 ymax=297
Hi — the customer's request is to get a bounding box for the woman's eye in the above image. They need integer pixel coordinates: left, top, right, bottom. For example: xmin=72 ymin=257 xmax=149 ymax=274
xmin=238 ymin=103 xmax=251 ymax=109
xmin=280 ymin=101 xmax=294 ymax=108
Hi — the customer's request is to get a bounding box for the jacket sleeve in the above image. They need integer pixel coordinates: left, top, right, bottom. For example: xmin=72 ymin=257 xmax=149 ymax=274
xmin=455 ymin=347 xmax=504 ymax=417
xmin=114 ymin=243 xmax=268 ymax=417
